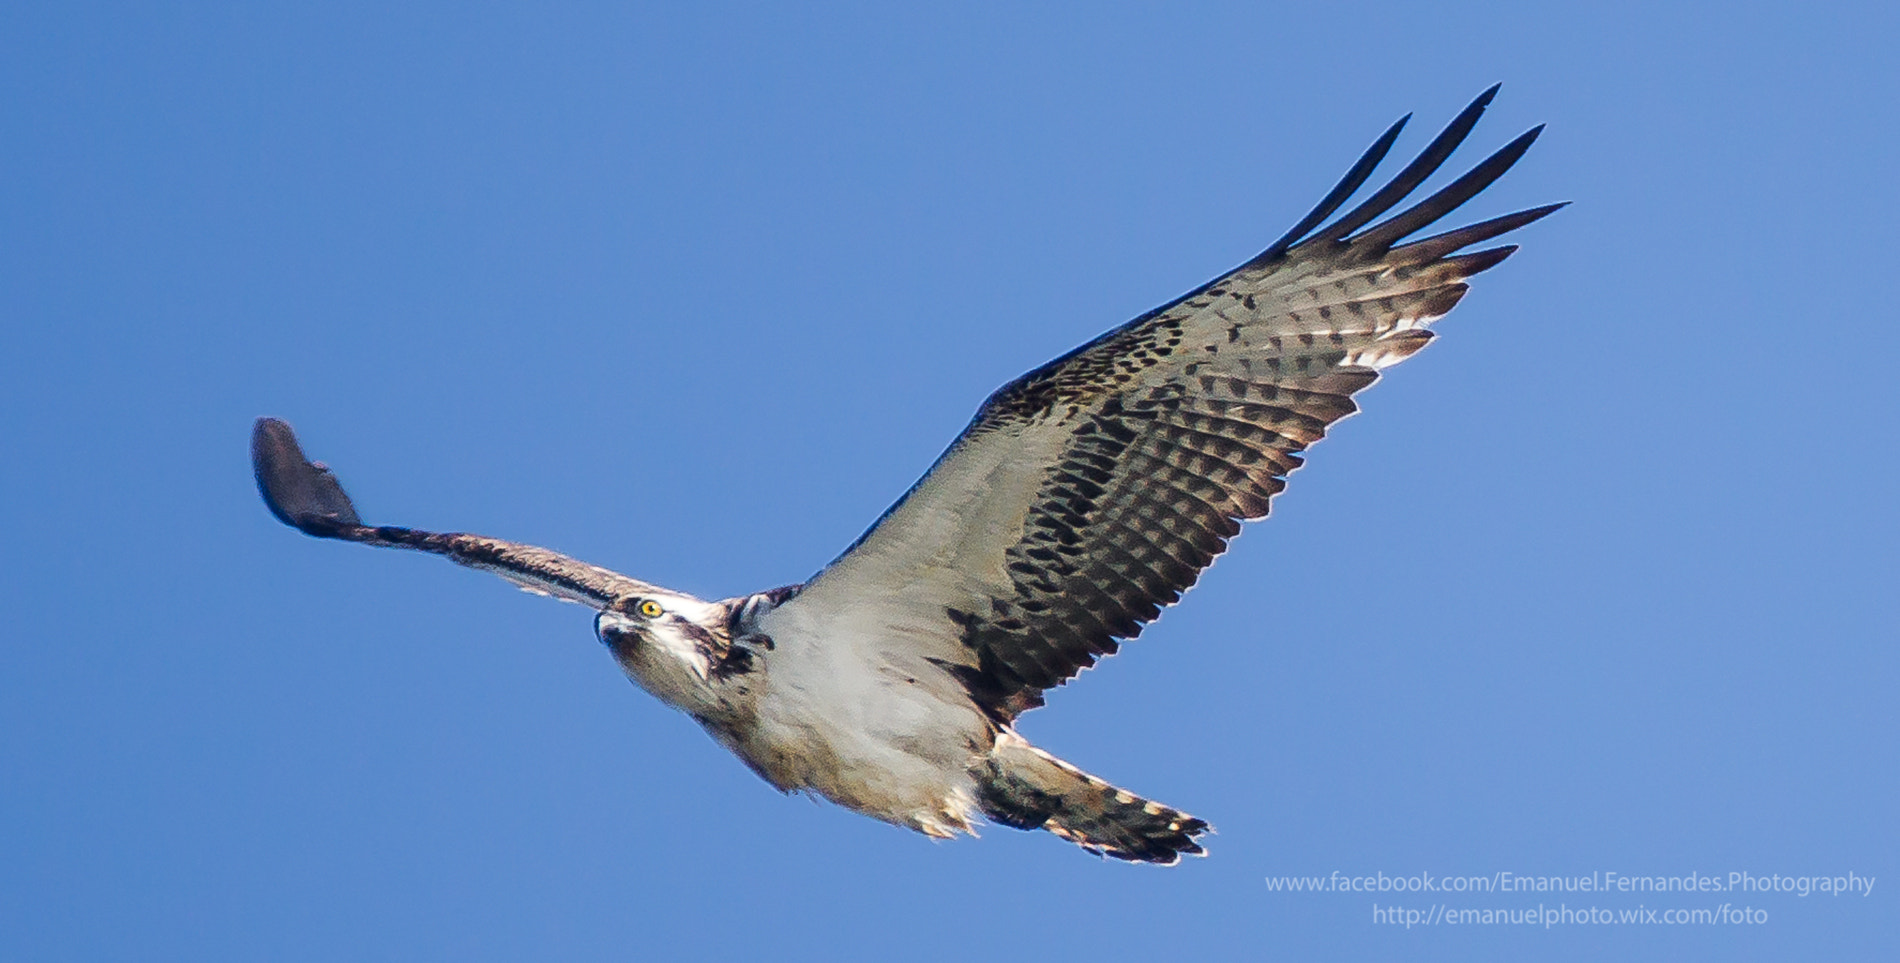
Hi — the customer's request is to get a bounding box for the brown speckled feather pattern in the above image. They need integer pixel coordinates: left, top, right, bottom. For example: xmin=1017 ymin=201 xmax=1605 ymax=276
xmin=779 ymin=87 xmax=1562 ymax=725
xmin=954 ymin=245 xmax=1513 ymax=715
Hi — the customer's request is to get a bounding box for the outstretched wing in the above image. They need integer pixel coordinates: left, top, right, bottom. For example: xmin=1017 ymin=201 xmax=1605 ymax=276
xmin=251 ymin=418 xmax=658 ymax=607
xmin=761 ymin=87 xmax=1562 ymax=723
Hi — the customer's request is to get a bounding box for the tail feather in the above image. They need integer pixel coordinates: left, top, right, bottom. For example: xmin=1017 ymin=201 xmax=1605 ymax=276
xmin=977 ymin=734 xmax=1209 ymax=864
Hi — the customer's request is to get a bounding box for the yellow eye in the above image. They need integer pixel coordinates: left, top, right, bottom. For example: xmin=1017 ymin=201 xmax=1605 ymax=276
xmin=637 ymin=599 xmax=664 ymax=619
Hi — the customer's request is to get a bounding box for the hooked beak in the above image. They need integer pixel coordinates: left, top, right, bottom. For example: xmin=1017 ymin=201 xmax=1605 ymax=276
xmin=595 ymin=610 xmax=638 ymax=649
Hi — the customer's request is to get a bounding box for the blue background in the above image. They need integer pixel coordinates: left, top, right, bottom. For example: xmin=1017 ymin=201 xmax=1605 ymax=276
xmin=4 ymin=2 xmax=1893 ymax=959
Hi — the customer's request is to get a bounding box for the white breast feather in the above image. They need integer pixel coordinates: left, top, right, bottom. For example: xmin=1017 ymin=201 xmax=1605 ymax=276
xmin=754 ymin=595 xmax=991 ymax=836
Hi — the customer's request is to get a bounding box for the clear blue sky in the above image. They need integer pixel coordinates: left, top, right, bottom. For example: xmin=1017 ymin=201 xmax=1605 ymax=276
xmin=4 ymin=2 xmax=1894 ymax=960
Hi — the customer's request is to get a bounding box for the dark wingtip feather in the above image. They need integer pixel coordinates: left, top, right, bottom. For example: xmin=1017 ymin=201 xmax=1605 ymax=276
xmin=1350 ymin=124 xmax=1548 ymax=251
xmin=1254 ymin=113 xmax=1411 ymax=264
xmin=1390 ymin=201 xmax=1568 ymax=263
xmin=1444 ymin=244 xmax=1519 ymax=277
xmin=1300 ymin=86 xmax=1504 ymax=248
xmin=252 ymin=417 xmax=363 ymax=537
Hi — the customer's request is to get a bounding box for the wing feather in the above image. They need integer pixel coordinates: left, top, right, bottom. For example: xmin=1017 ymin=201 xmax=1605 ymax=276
xmin=252 ymin=418 xmax=658 ymax=608
xmin=762 ymin=90 xmax=1562 ymax=722
xmin=1300 ymin=85 xmax=1502 ymax=247
xmin=1258 ymin=113 xmax=1411 ymax=260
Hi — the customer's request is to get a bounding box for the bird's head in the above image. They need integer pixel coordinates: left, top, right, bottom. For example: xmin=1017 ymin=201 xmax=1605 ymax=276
xmin=594 ymin=589 xmax=733 ymax=710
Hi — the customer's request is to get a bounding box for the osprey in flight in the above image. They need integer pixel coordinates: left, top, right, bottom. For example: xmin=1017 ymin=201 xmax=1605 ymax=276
xmin=254 ymin=87 xmax=1558 ymax=864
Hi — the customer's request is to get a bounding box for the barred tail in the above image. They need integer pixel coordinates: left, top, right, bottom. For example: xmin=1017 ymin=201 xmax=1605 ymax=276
xmin=976 ymin=733 xmax=1209 ymax=864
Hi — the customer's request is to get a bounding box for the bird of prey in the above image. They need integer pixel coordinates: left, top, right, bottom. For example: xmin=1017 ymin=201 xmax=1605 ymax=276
xmin=254 ymin=87 xmax=1559 ymax=864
